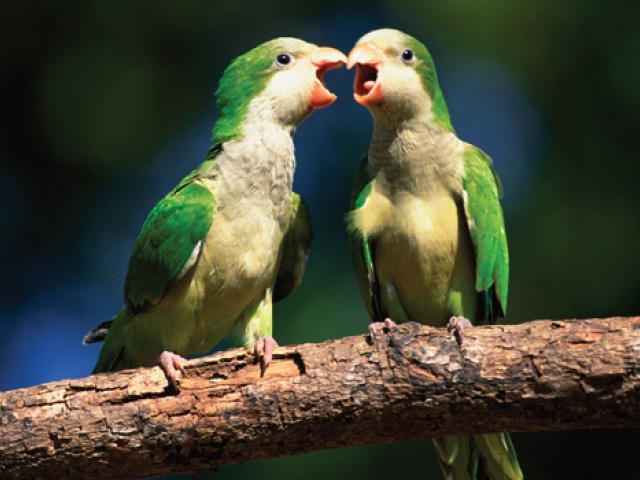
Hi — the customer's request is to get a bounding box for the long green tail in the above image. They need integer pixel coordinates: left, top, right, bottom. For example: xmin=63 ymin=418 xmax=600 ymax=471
xmin=434 ymin=433 xmax=523 ymax=480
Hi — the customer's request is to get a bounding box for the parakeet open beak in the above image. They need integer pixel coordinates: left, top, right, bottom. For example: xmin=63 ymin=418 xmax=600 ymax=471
xmin=347 ymin=42 xmax=383 ymax=106
xmin=309 ymin=47 xmax=347 ymax=109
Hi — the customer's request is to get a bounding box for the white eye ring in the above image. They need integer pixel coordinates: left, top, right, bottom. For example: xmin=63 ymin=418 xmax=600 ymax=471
xmin=400 ymin=48 xmax=415 ymax=63
xmin=274 ymin=52 xmax=295 ymax=67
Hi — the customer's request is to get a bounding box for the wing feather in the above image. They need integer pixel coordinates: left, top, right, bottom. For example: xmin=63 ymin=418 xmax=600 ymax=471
xmin=273 ymin=193 xmax=313 ymax=302
xmin=347 ymin=156 xmax=383 ymax=321
xmin=124 ymin=178 xmax=216 ymax=312
xmin=461 ymin=145 xmax=509 ymax=321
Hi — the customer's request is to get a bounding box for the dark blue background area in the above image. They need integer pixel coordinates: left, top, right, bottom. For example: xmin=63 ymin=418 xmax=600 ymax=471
xmin=1 ymin=2 xmax=639 ymax=479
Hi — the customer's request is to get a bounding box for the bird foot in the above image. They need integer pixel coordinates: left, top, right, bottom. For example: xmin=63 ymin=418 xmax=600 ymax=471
xmin=368 ymin=317 xmax=397 ymax=337
xmin=446 ymin=316 xmax=473 ymax=345
xmin=152 ymin=351 xmax=187 ymax=391
xmin=253 ymin=336 xmax=279 ymax=376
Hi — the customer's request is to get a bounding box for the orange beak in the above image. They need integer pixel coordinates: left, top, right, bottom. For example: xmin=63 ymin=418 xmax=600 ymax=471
xmin=309 ymin=47 xmax=347 ymax=109
xmin=347 ymin=42 xmax=384 ymax=106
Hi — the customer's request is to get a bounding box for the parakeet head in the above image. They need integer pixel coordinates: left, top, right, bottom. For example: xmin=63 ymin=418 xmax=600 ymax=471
xmin=213 ymin=38 xmax=346 ymax=144
xmin=347 ymin=29 xmax=452 ymax=131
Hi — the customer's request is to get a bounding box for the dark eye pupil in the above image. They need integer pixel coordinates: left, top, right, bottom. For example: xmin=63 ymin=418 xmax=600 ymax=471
xmin=276 ymin=53 xmax=291 ymax=65
xmin=402 ymin=49 xmax=414 ymax=61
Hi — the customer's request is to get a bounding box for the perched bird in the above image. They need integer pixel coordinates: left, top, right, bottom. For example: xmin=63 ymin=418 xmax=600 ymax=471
xmin=346 ymin=29 xmax=522 ymax=480
xmin=84 ymin=38 xmax=346 ymax=385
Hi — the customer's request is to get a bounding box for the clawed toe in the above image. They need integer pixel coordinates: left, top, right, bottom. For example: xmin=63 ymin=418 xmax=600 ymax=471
xmin=368 ymin=317 xmax=397 ymax=337
xmin=253 ymin=336 xmax=279 ymax=375
xmin=153 ymin=351 xmax=187 ymax=390
xmin=447 ymin=316 xmax=473 ymax=345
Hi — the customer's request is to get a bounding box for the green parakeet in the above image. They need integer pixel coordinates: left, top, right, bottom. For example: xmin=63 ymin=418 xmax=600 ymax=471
xmin=346 ymin=29 xmax=522 ymax=480
xmin=83 ymin=38 xmax=346 ymax=385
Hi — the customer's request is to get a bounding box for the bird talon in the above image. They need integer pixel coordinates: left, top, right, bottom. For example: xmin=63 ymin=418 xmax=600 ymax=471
xmin=368 ymin=317 xmax=397 ymax=337
xmin=153 ymin=351 xmax=187 ymax=390
xmin=253 ymin=336 xmax=279 ymax=376
xmin=447 ymin=316 xmax=473 ymax=345
xmin=368 ymin=318 xmax=397 ymax=348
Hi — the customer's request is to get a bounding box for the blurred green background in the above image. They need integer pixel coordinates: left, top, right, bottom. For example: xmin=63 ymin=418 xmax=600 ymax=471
xmin=1 ymin=0 xmax=639 ymax=479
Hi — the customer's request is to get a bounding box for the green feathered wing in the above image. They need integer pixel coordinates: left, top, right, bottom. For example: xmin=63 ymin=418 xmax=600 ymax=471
xmin=124 ymin=175 xmax=216 ymax=313
xmin=461 ymin=144 xmax=509 ymax=324
xmin=347 ymin=156 xmax=383 ymax=322
xmin=273 ymin=192 xmax=313 ymax=302
xmin=92 ymin=171 xmax=216 ymax=373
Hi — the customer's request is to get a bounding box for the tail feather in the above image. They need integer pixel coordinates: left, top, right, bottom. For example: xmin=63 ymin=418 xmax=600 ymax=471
xmin=82 ymin=319 xmax=114 ymax=344
xmin=472 ymin=433 xmax=523 ymax=480
xmin=434 ymin=435 xmax=475 ymax=480
xmin=434 ymin=433 xmax=522 ymax=480
xmin=90 ymin=309 xmax=129 ymax=374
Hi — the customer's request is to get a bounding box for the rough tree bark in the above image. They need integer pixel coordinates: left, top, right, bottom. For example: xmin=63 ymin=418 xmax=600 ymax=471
xmin=1 ymin=317 xmax=639 ymax=480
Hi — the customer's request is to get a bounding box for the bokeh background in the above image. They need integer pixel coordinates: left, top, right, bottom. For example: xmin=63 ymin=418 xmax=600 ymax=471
xmin=2 ymin=1 xmax=639 ymax=479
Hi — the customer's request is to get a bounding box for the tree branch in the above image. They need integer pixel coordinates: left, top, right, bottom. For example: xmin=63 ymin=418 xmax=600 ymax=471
xmin=1 ymin=317 xmax=638 ymax=479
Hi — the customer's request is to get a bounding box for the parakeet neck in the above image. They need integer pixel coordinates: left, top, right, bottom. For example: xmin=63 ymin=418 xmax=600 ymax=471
xmin=368 ymin=115 xmax=462 ymax=194
xmin=212 ymin=115 xmax=295 ymax=227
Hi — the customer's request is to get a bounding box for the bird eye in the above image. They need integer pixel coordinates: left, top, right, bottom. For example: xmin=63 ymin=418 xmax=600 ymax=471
xmin=274 ymin=53 xmax=294 ymax=67
xmin=400 ymin=49 xmax=415 ymax=63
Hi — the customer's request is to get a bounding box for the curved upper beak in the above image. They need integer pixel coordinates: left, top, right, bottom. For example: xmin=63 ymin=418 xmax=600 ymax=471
xmin=347 ymin=42 xmax=382 ymax=69
xmin=347 ymin=42 xmax=384 ymax=106
xmin=311 ymin=47 xmax=347 ymax=71
xmin=309 ymin=47 xmax=347 ymax=109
